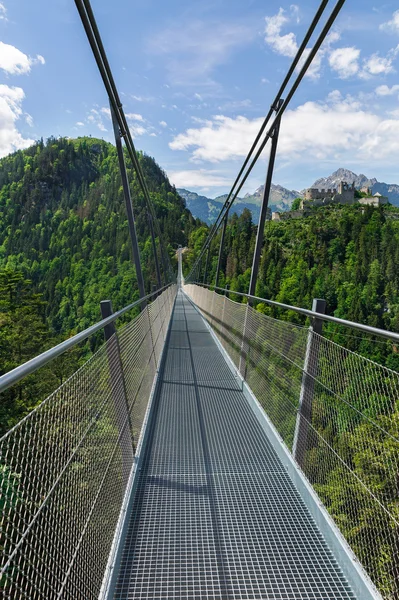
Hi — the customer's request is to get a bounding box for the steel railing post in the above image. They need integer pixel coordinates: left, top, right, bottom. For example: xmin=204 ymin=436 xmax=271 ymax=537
xmin=210 ymin=284 xmax=216 ymax=331
xmin=221 ymin=284 xmax=228 ymax=350
xmin=147 ymin=212 xmax=162 ymax=289
xmin=238 ymin=302 xmax=250 ymax=377
xmin=203 ymin=246 xmax=210 ymax=284
xmin=100 ymin=299 xmax=134 ymax=487
xmin=146 ymin=299 xmax=158 ymax=371
xmin=197 ymin=255 xmax=202 ymax=283
xmin=215 ymin=211 xmax=228 ymax=288
xmin=293 ymin=298 xmax=326 ymax=468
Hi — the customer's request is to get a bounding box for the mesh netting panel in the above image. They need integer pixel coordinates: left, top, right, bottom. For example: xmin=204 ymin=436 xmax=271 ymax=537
xmin=0 ymin=285 xmax=176 ymax=599
xmin=184 ymin=284 xmax=399 ymax=600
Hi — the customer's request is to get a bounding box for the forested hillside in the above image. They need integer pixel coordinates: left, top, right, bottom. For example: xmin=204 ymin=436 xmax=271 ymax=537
xmin=0 ymin=136 xmax=201 ymax=433
xmin=184 ymin=205 xmax=399 ymax=368
xmin=0 ymin=137 xmax=199 ymax=332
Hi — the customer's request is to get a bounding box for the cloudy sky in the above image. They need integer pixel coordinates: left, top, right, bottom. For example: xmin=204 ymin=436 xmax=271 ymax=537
xmin=1 ymin=0 xmax=399 ymax=196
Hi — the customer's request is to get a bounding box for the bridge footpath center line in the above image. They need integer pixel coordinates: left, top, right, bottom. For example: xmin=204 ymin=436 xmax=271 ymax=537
xmin=112 ymin=291 xmax=356 ymax=600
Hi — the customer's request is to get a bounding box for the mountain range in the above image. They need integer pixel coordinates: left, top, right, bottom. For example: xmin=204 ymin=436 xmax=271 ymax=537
xmin=177 ymin=184 xmax=300 ymax=225
xmin=178 ymin=168 xmax=399 ymax=223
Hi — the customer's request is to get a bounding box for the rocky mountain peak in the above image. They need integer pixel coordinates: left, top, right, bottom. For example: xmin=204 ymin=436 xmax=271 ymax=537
xmin=310 ymin=168 xmax=380 ymax=191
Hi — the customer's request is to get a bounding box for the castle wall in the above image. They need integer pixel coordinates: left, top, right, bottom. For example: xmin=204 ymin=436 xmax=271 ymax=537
xmin=333 ymin=192 xmax=355 ymax=205
xmin=272 ymin=210 xmax=304 ymax=221
xmin=358 ymin=196 xmax=388 ymax=207
xmin=305 ymin=188 xmax=336 ymax=200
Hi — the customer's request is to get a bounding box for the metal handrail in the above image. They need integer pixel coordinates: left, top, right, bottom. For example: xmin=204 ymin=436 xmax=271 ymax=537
xmin=0 ymin=284 xmax=172 ymax=394
xmin=188 ymin=282 xmax=399 ymax=343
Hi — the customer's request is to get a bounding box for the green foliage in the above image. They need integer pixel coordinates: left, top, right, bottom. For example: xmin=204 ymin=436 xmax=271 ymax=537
xmin=0 ymin=137 xmax=202 ymax=434
xmin=208 ymin=204 xmax=399 ymax=365
xmin=0 ymin=137 xmax=198 ymax=336
xmin=354 ymin=188 xmax=370 ymax=198
xmin=0 ymin=270 xmax=64 ymax=434
xmin=291 ymin=197 xmax=302 ymax=210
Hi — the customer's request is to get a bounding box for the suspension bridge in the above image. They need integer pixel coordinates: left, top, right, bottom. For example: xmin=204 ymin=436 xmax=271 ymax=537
xmin=1 ymin=0 xmax=398 ymax=599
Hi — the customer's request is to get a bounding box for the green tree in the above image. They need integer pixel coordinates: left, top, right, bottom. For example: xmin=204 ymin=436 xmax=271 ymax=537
xmin=291 ymin=197 xmax=302 ymax=210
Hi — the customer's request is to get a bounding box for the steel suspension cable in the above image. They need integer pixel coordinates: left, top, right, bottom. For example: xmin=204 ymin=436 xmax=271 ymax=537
xmin=81 ymin=0 xmax=173 ymax=279
xmin=75 ymin=0 xmax=173 ymax=281
xmin=194 ymin=0 xmax=328 ymax=260
xmin=187 ymin=0 xmax=345 ymax=280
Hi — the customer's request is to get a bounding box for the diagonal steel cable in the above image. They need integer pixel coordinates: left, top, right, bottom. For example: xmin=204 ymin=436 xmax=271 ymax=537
xmin=75 ymin=0 xmax=173 ymax=281
xmin=187 ymin=0 xmax=346 ymax=280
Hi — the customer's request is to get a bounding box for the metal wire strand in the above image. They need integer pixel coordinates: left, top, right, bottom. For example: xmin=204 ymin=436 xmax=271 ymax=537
xmin=187 ymin=0 xmax=346 ymax=281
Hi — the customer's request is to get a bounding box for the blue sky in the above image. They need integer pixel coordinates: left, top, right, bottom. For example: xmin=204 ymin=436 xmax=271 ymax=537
xmin=1 ymin=0 xmax=399 ymax=197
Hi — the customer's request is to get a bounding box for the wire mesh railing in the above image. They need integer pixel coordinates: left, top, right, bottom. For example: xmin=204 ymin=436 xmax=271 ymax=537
xmin=0 ymin=285 xmax=176 ymax=600
xmin=184 ymin=283 xmax=399 ymax=600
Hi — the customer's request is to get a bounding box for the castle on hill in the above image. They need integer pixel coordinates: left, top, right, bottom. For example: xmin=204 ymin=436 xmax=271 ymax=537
xmin=272 ymin=181 xmax=388 ymax=221
xmin=303 ymin=181 xmax=356 ymax=206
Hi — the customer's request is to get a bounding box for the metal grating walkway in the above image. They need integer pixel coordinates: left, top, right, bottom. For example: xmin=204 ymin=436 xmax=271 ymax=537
xmin=113 ymin=291 xmax=357 ymax=600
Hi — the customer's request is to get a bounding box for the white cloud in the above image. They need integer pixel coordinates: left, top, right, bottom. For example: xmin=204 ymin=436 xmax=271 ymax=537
xmin=25 ymin=113 xmax=33 ymax=127
xmin=380 ymin=9 xmax=399 ymax=33
xmin=0 ymin=42 xmax=45 ymax=75
xmin=159 ymin=120 xmax=167 ymax=127
xmin=296 ymin=46 xmax=323 ymax=78
xmin=329 ymin=47 xmax=360 ymax=78
xmin=361 ymin=45 xmax=399 ymax=77
xmin=129 ymin=124 xmax=147 ymax=138
xmin=218 ymin=98 xmax=252 ymax=111
xmin=360 ymin=119 xmax=399 ymax=156
xmin=263 ymin=7 xmax=337 ymax=79
xmin=76 ymin=121 xmax=85 ymax=127
xmin=0 ymin=85 xmax=34 ymax=157
xmin=100 ymin=107 xmax=111 ymax=118
xmin=191 ymin=116 xmax=211 ymax=125
xmin=0 ymin=2 xmax=7 ymax=20
xmin=264 ymin=7 xmax=399 ymax=81
xmin=290 ymin=4 xmax=300 ymax=23
xmin=375 ymin=84 xmax=399 ymax=96
xmin=170 ymin=115 xmax=261 ymax=162
xmin=169 ymin=169 xmax=232 ymax=189
xmin=90 ymin=106 xmax=152 ymax=137
xmin=148 ymin=20 xmax=251 ymax=85
xmin=126 ymin=112 xmax=144 ymax=121
xmin=279 ymin=94 xmax=380 ymax=158
xmin=169 ymin=91 xmax=399 ymax=165
xmin=88 ymin=108 xmax=107 ymax=132
xmin=264 ymin=7 xmax=298 ymax=58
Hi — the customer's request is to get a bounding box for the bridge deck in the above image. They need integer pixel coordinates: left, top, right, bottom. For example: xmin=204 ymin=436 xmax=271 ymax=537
xmin=113 ymin=291 xmax=356 ymax=600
